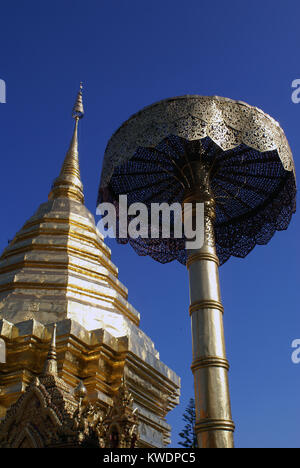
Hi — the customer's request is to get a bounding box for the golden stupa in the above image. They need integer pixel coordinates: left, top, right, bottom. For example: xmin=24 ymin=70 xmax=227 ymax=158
xmin=0 ymin=86 xmax=180 ymax=448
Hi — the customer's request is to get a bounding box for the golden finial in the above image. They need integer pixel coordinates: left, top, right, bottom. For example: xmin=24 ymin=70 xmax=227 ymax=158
xmin=48 ymin=84 xmax=85 ymax=204
xmin=72 ymin=82 xmax=84 ymax=119
xmin=43 ymin=323 xmax=58 ymax=375
xmin=74 ymin=380 xmax=87 ymax=401
xmin=74 ymin=379 xmax=87 ymax=411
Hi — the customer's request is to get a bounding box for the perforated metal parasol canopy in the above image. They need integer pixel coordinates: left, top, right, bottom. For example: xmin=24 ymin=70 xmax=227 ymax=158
xmin=98 ymin=95 xmax=296 ymax=265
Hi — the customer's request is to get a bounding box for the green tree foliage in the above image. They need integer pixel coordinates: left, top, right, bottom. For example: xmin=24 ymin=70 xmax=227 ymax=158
xmin=178 ymin=398 xmax=198 ymax=448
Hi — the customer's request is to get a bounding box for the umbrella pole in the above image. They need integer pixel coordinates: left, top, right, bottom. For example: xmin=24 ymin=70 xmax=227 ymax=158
xmin=185 ymin=195 xmax=235 ymax=448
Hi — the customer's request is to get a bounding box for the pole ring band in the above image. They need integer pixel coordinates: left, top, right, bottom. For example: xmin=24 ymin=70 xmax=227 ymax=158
xmin=191 ymin=356 xmax=230 ymax=372
xmin=186 ymin=252 xmax=219 ymax=269
xmin=195 ymin=419 xmax=235 ymax=433
xmin=189 ymin=300 xmax=224 ymax=315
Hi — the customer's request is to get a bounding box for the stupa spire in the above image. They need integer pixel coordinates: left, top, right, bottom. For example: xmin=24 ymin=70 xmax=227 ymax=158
xmin=48 ymin=83 xmax=85 ymax=203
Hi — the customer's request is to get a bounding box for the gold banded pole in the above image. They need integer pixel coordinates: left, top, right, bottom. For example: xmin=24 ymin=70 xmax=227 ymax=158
xmin=184 ymin=192 xmax=235 ymax=448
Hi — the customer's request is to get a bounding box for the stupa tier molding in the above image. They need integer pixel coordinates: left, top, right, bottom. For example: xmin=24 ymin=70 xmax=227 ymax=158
xmin=0 ymin=198 xmax=141 ymax=333
xmin=0 ymin=317 xmax=180 ymax=447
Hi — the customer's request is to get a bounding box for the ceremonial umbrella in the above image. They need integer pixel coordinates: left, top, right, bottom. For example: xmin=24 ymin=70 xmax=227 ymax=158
xmin=98 ymin=96 xmax=296 ymax=448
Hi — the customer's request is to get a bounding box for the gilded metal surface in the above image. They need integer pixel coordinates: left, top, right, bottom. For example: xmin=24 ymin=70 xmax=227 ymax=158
xmin=99 ymin=378 xmax=139 ymax=448
xmin=0 ymin=318 xmax=180 ymax=447
xmin=0 ymin=197 xmax=142 ymax=333
xmin=74 ymin=379 xmax=87 ymax=401
xmin=186 ymin=252 xmax=219 ymax=268
xmin=99 ymin=97 xmax=296 ymax=267
xmin=186 ymin=193 xmax=234 ymax=448
xmin=0 ymin=87 xmax=181 ymax=447
xmin=189 ymin=300 xmax=224 ymax=315
xmin=49 ymin=85 xmax=85 ymax=203
xmin=101 ymin=95 xmax=295 ymax=189
xmin=72 ymin=82 xmax=84 ymax=119
xmin=0 ymin=89 xmax=140 ymax=331
xmin=0 ymin=340 xmax=139 ymax=448
xmin=195 ymin=419 xmax=235 ymax=449
xmin=191 ymin=356 xmax=230 ymax=372
xmin=43 ymin=323 xmax=57 ymax=375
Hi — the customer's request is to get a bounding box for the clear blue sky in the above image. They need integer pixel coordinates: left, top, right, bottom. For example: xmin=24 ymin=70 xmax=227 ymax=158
xmin=0 ymin=0 xmax=300 ymax=448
